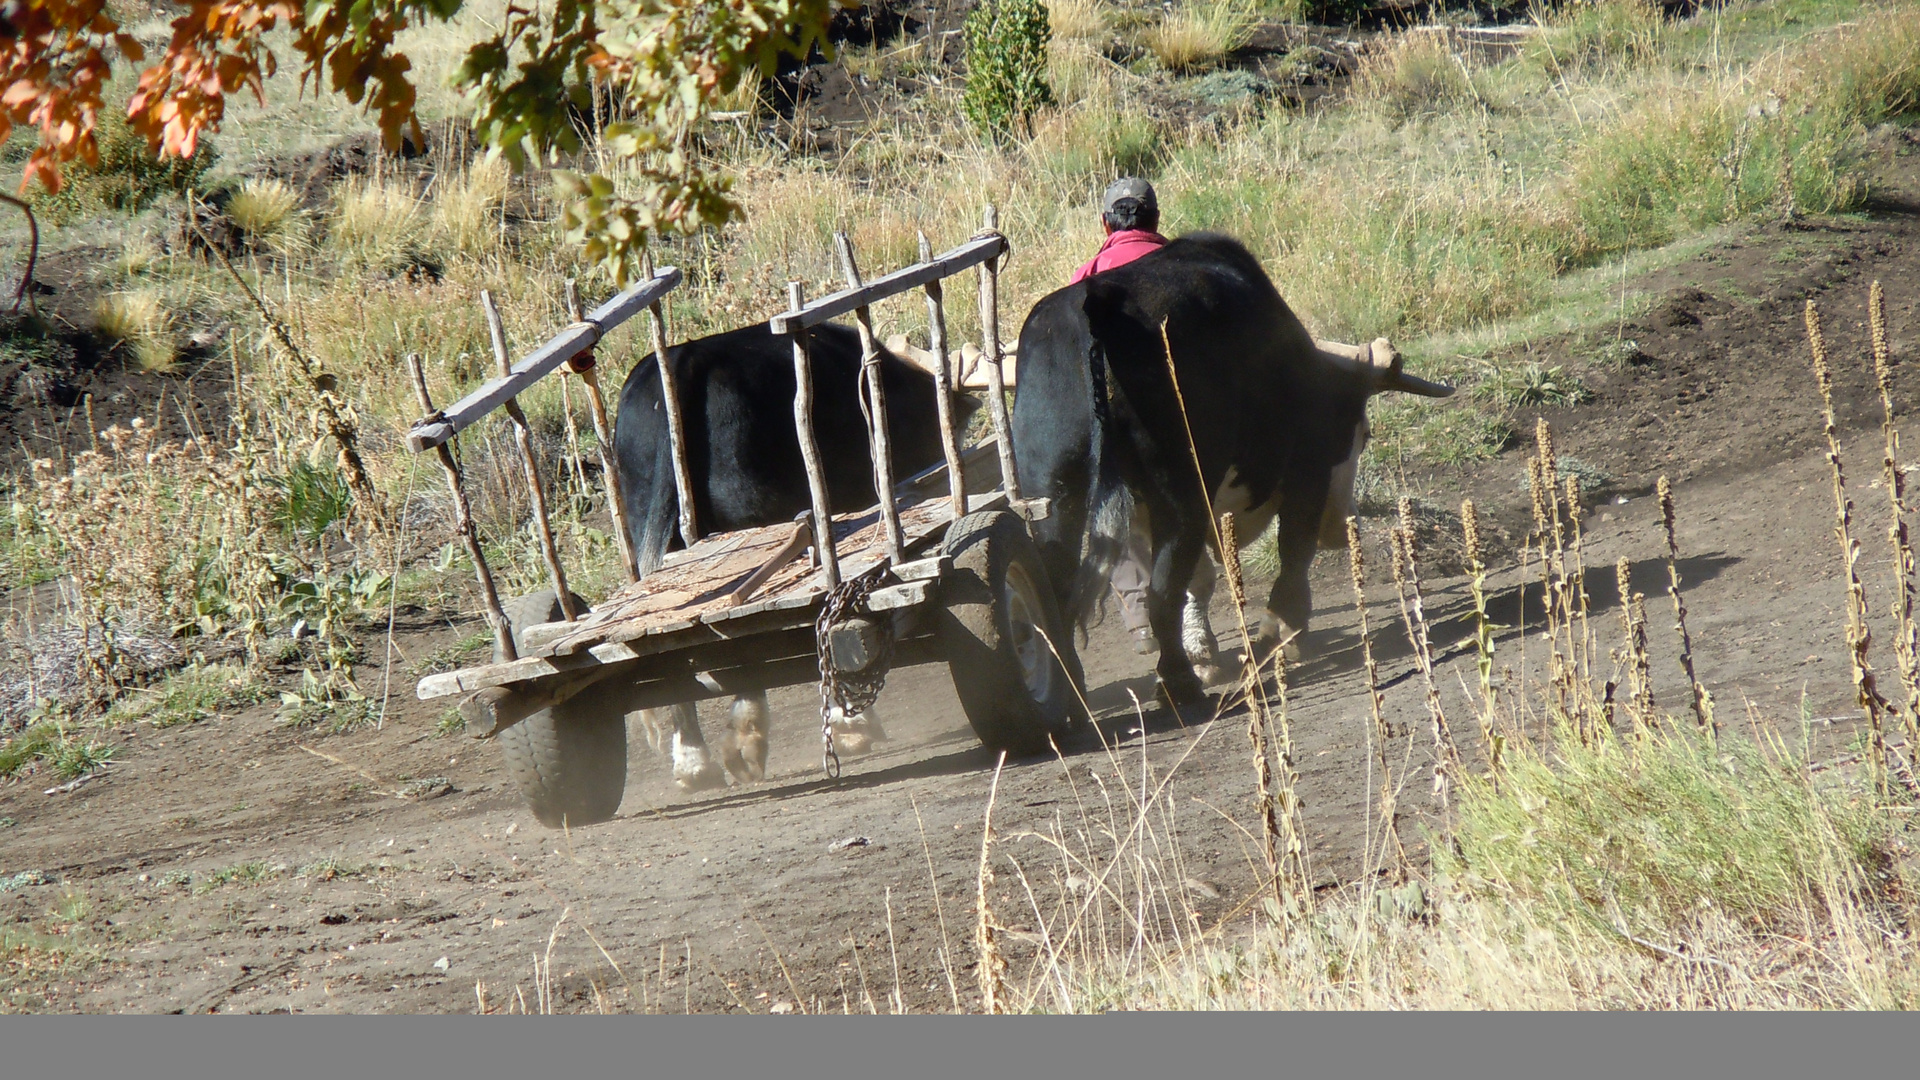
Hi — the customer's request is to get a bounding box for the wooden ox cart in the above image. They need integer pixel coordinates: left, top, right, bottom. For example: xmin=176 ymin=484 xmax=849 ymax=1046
xmin=407 ymin=209 xmax=1080 ymax=826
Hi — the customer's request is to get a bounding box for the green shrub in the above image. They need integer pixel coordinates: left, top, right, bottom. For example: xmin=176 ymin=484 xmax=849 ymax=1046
xmin=31 ymin=106 xmax=214 ymax=225
xmin=268 ymin=460 xmax=353 ymax=551
xmin=105 ymin=661 xmax=266 ymax=729
xmin=965 ymin=0 xmax=1057 ymax=140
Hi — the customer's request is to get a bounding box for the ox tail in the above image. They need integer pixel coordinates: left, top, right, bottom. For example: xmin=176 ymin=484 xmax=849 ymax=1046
xmin=632 ymin=436 xmax=681 ymax=578
xmin=1067 ymin=338 xmax=1134 ymax=636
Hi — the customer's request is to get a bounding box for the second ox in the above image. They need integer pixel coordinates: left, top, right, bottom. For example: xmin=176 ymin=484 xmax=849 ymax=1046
xmin=613 ymin=320 xmax=980 ymax=790
xmin=1011 ymin=233 xmax=1454 ymax=706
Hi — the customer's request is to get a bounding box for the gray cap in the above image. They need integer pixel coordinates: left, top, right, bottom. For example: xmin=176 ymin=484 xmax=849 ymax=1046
xmin=1102 ymin=177 xmax=1157 ymax=214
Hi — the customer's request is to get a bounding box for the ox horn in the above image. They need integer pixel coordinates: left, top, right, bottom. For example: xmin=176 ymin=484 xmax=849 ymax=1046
xmin=1364 ymin=337 xmax=1454 ymax=399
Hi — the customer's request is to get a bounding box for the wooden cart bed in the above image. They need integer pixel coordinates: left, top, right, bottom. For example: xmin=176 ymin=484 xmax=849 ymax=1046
xmin=415 ymin=444 xmax=1004 ymax=702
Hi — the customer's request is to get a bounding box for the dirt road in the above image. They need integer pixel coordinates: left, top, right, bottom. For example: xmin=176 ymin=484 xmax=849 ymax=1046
xmin=4 ymin=141 xmax=1917 ymax=1015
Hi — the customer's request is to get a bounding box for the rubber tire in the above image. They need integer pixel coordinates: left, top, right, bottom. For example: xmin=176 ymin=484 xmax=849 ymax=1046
xmin=936 ymin=510 xmax=1084 ymax=754
xmin=492 ymin=590 xmax=628 ymax=829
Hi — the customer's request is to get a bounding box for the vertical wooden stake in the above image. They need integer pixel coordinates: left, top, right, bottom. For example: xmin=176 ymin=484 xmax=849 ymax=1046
xmin=643 ymin=253 xmax=700 ymax=550
xmin=557 ymin=362 xmax=588 ymax=500
xmin=480 ymin=289 xmax=579 ymax=621
xmin=976 ymin=204 xmax=1019 ymax=502
xmin=919 ymin=230 xmax=967 ymax=520
xmin=788 ymin=281 xmax=840 ymax=588
xmin=565 ymin=279 xmax=640 ymax=583
xmin=834 ymin=231 xmax=903 ymax=565
xmin=407 ymin=354 xmax=516 ymax=661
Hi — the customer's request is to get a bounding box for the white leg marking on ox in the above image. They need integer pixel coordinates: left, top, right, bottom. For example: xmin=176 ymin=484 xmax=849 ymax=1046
xmin=719 ymin=693 xmax=772 ymax=784
xmin=1182 ymin=557 xmax=1230 ymax=686
xmin=828 ymin=703 xmax=888 ymax=757
xmin=637 ymin=707 xmax=674 ymax=756
xmin=670 ymin=707 xmax=727 ymax=793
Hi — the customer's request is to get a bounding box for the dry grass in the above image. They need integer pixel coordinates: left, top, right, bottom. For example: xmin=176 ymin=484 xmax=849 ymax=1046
xmin=1526 ymin=0 xmax=1669 ymax=79
xmin=430 ymin=156 xmax=511 ymax=257
xmin=1354 ymin=32 xmax=1481 ymax=120
xmin=327 ymin=176 xmax=426 ymax=272
xmin=225 ymin=178 xmax=306 ymax=254
xmin=1046 ymin=0 xmax=1108 ymax=44
xmin=1141 ymin=0 xmax=1254 ymax=74
xmin=93 ymin=290 xmax=177 ymax=373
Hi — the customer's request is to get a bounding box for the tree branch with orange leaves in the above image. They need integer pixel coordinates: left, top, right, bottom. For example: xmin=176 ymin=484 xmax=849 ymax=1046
xmin=1 ymin=0 xmax=849 ymax=281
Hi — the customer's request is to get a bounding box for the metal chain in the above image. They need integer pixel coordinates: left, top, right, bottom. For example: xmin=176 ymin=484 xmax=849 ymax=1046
xmin=815 ymin=567 xmax=896 ymax=778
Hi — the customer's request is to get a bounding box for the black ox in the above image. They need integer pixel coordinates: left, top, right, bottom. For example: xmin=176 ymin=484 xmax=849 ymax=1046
xmin=616 ymin=321 xmax=977 ymax=789
xmin=1011 ymin=233 xmax=1453 ymax=706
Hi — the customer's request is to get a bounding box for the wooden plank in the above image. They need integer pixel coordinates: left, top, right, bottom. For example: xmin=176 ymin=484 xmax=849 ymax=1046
xmin=407 ymin=268 xmax=682 ymax=451
xmin=768 ymin=235 xmax=1008 ymax=334
xmin=469 ymin=635 xmax=948 ymax=736
xmin=418 ymin=651 xmax=601 ymax=699
xmin=865 ymin=580 xmax=931 ymax=611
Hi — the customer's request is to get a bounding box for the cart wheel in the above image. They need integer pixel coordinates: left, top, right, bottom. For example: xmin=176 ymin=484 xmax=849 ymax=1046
xmin=493 ymin=590 xmax=628 ymax=829
xmin=936 ymin=510 xmax=1084 ymax=754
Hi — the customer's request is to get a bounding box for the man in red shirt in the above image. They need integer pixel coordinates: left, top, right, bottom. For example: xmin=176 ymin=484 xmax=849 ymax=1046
xmin=1073 ymin=178 xmax=1187 ymax=657
xmin=1071 ymin=177 xmax=1169 ymax=284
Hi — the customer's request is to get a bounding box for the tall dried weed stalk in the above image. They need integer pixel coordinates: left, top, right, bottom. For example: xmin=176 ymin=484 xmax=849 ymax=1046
xmin=1461 ymin=499 xmax=1501 ymax=771
xmin=1391 ymin=496 xmax=1459 ymax=811
xmin=1657 ymin=476 xmax=1712 ymax=731
xmin=975 ymin=753 xmax=1011 ymax=1013
xmin=23 ymin=420 xmax=282 ymax=685
xmin=1217 ymin=512 xmax=1283 ymax=911
xmin=1867 ymin=280 xmax=1920 ymax=759
xmin=1806 ymin=299 xmax=1890 ymax=793
xmin=1348 ymin=516 xmax=1405 ymax=878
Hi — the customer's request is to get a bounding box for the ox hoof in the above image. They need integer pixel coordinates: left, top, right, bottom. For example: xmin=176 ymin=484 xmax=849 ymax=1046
xmin=1129 ymin=626 xmax=1157 ymax=656
xmin=1191 ymin=656 xmax=1234 ymax=689
xmin=1155 ymin=671 xmax=1208 ymax=712
xmin=721 ymin=733 xmax=768 ymax=784
xmin=671 ymin=735 xmax=728 ymax=793
xmin=829 ymin=706 xmax=887 ymax=758
xmin=1252 ymin=622 xmax=1310 ymax=667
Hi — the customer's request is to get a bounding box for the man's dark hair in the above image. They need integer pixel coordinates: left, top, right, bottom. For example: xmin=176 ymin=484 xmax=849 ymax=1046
xmin=1103 ymin=197 xmax=1158 ymax=234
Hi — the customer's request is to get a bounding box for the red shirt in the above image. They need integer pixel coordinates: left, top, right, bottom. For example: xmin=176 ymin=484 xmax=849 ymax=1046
xmin=1070 ymin=229 xmax=1169 ymax=284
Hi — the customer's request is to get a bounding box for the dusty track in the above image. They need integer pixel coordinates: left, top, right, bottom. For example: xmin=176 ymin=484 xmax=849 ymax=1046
xmin=4 ymin=139 xmax=1919 ymax=1014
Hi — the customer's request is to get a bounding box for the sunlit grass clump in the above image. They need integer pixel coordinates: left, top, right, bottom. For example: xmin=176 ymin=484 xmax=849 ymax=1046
xmin=94 ymin=289 xmax=177 ymax=373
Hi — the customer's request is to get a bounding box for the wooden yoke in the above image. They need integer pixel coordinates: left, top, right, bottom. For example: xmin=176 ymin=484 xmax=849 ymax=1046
xmin=834 ymin=231 xmax=904 ymax=565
